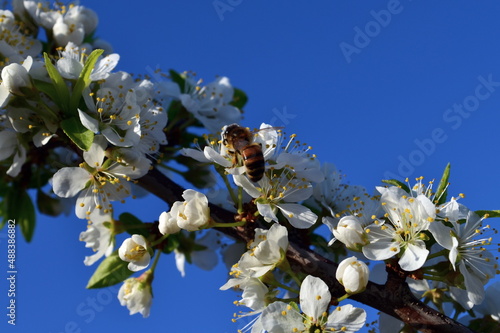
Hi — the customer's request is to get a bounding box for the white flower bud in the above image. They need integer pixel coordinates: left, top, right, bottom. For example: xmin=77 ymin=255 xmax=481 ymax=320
xmin=158 ymin=203 xmax=182 ymax=235
xmin=175 ymin=190 xmax=211 ymax=231
xmin=158 ymin=190 xmax=211 ymax=233
xmin=118 ymin=234 xmax=151 ymax=272
xmin=332 ymin=215 xmax=369 ymax=251
xmin=118 ymin=277 xmax=152 ymax=318
xmin=336 ymin=256 xmax=369 ymax=294
xmin=1 ymin=62 xmax=33 ymax=96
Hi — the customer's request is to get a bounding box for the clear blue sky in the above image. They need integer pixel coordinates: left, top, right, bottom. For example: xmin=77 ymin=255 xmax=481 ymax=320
xmin=2 ymin=1 xmax=500 ymax=332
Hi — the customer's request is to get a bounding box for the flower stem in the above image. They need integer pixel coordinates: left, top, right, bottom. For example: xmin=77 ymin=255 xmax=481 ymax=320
xmin=426 ymin=249 xmax=448 ymax=260
xmin=212 ymin=221 xmax=247 ymax=228
xmin=335 ymin=293 xmax=351 ymax=303
xmin=151 ymin=233 xmax=169 ymax=247
xmin=218 ymin=167 xmax=238 ymax=206
xmin=237 ymin=186 xmax=243 ymax=214
xmin=150 ymin=249 xmax=162 ymax=272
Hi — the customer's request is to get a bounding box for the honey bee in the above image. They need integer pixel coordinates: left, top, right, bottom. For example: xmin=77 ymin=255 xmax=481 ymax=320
xmin=223 ymin=124 xmax=266 ymax=182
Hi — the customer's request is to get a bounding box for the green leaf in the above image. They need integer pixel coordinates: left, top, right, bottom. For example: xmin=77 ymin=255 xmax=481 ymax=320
xmin=33 ymin=79 xmax=59 ymax=102
xmin=434 ymin=163 xmax=450 ymax=205
xmin=119 ymin=212 xmax=149 ymax=238
xmin=86 ymin=251 xmax=134 ymax=289
xmin=60 ymin=117 xmax=94 ymax=151
xmin=70 ymin=49 xmax=104 ymax=111
xmin=162 ymin=233 xmax=180 ymax=254
xmin=475 ymin=210 xmax=500 ymax=218
xmin=230 ymin=88 xmax=248 ymax=109
xmin=169 ymin=69 xmax=186 ymax=93
xmin=43 ymin=52 xmax=69 ymax=112
xmin=5 ymin=187 xmax=35 ymax=242
xmin=381 ymin=179 xmax=410 ymax=194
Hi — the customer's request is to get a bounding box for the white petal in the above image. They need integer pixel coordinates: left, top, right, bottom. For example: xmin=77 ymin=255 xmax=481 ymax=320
xmin=90 ymin=54 xmax=120 ymax=81
xmin=256 ymin=202 xmax=278 ymax=222
xmin=459 ymin=262 xmax=485 ymax=305
xmin=428 ymin=221 xmax=454 ymax=250
xmin=267 ymin=223 xmax=289 ymax=251
xmin=78 ymin=109 xmax=100 ymax=133
xmin=0 ymin=130 xmax=17 ymax=160
xmin=283 ymin=185 xmax=313 ymax=202
xmin=0 ymin=84 xmax=11 ymax=108
xmin=175 ymin=250 xmax=186 ymax=277
xmin=326 ymin=304 xmax=366 ymax=333
xmin=300 ymin=275 xmax=331 ymax=320
xmin=261 ymin=301 xmax=303 ymax=333
xmin=362 ymin=240 xmax=400 ymax=261
xmin=278 ymin=203 xmax=317 ymax=229
xmin=84 ymin=135 xmax=107 ymax=166
xmin=234 ymin=174 xmax=261 ymax=198
xmin=398 ymin=242 xmax=429 ymax=272
xmin=52 ymin=167 xmax=90 ymax=198
xmin=181 ymin=148 xmax=209 ymax=163
xmin=203 ymin=146 xmax=232 ymax=167
xmin=6 ymin=144 xmax=26 ymax=177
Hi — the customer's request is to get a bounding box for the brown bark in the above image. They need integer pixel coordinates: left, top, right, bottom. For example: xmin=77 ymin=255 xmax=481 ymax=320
xmin=138 ymin=168 xmax=475 ymax=333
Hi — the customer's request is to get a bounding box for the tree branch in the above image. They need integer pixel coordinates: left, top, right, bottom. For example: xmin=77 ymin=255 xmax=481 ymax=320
xmin=137 ymin=168 xmax=475 ymax=333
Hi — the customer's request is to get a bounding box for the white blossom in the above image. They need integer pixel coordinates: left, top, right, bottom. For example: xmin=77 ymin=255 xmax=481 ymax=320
xmin=79 ymin=210 xmax=114 ymax=266
xmin=56 ymin=42 xmax=119 ymax=81
xmin=235 ymin=174 xmax=318 ymax=229
xmin=118 ymin=277 xmax=152 ymax=318
xmin=336 ymin=256 xmax=369 ymax=294
xmin=158 ymin=189 xmax=211 ymax=233
xmin=0 ymin=129 xmax=27 ymax=177
xmin=261 ymin=275 xmax=366 ymax=333
xmin=328 ymin=215 xmax=369 ymax=250
xmin=118 ymin=234 xmax=151 ymax=272
xmin=431 ymin=208 xmax=498 ymax=305
xmin=362 ymin=185 xmax=436 ymax=272
xmin=52 ymin=135 xmax=150 ymax=219
xmin=180 ymin=76 xmax=242 ymax=133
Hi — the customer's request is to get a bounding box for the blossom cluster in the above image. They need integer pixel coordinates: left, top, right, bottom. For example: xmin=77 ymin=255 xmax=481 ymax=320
xmin=1 ymin=1 xmax=500 ymax=332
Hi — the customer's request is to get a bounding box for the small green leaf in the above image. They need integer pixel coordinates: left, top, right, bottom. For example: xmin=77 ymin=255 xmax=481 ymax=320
xmin=86 ymin=251 xmax=134 ymax=289
xmin=119 ymin=212 xmax=149 ymax=238
xmin=169 ymin=70 xmax=186 ymax=93
xmin=70 ymin=49 xmax=104 ymax=111
xmin=230 ymin=88 xmax=248 ymax=109
xmin=162 ymin=233 xmax=180 ymax=254
xmin=434 ymin=163 xmax=451 ymax=205
xmin=60 ymin=117 xmax=94 ymax=151
xmin=43 ymin=52 xmax=69 ymax=112
xmin=5 ymin=187 xmax=35 ymax=242
xmin=381 ymin=179 xmax=410 ymax=194
xmin=33 ymin=79 xmax=59 ymax=102
xmin=475 ymin=210 xmax=500 ymax=218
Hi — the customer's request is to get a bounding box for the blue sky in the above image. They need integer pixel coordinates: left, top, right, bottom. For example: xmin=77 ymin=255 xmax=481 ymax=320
xmin=2 ymin=1 xmax=500 ymax=332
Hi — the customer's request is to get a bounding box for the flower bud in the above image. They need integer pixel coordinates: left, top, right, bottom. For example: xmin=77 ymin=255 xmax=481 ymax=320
xmin=1 ymin=62 xmax=33 ymax=96
xmin=158 ymin=204 xmax=182 ymax=235
xmin=118 ymin=276 xmax=152 ymax=318
xmin=332 ymin=215 xmax=369 ymax=251
xmin=336 ymin=256 xmax=369 ymax=294
xmin=118 ymin=234 xmax=151 ymax=272
xmin=175 ymin=190 xmax=211 ymax=231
